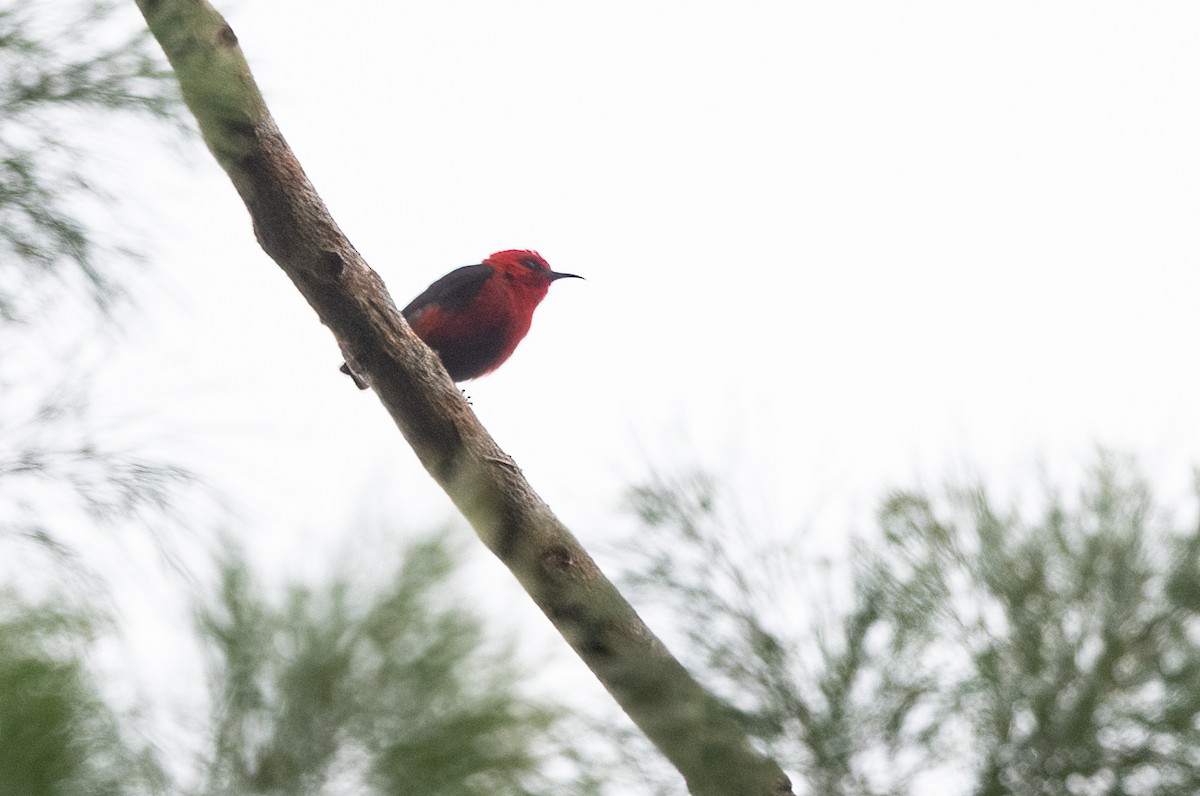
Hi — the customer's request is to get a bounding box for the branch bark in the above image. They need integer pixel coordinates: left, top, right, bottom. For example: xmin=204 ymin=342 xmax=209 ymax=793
xmin=132 ymin=3 xmax=794 ymax=794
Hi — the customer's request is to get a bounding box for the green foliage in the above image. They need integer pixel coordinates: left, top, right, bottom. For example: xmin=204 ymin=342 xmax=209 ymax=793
xmin=0 ymin=0 xmax=181 ymax=322
xmin=0 ymin=591 xmax=166 ymax=796
xmin=198 ymin=533 xmax=573 ymax=796
xmin=620 ymin=456 xmax=1200 ymax=796
xmin=873 ymin=458 xmax=1200 ymax=796
xmin=0 ymin=532 xmax=599 ymax=796
xmin=0 ymin=381 xmax=200 ymax=560
xmin=0 ymin=0 xmax=197 ymax=583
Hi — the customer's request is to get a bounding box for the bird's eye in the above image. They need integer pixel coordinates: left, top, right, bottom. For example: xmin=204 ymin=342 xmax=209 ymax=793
xmin=520 ymin=257 xmax=546 ymax=272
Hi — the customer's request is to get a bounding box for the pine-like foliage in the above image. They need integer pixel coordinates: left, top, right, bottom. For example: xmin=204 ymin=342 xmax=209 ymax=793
xmin=620 ymin=456 xmax=1200 ymax=796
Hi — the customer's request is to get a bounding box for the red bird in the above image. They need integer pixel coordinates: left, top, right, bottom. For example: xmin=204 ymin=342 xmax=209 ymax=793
xmin=341 ymin=250 xmax=581 ymax=387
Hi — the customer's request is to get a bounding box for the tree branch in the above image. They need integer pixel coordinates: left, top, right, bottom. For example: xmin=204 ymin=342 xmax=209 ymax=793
xmin=132 ymin=2 xmax=793 ymax=793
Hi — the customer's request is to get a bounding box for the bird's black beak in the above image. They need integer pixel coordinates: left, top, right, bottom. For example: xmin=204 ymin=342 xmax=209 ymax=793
xmin=549 ymin=271 xmax=584 ymax=281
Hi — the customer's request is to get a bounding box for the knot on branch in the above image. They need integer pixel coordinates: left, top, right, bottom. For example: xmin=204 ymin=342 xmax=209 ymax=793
xmin=541 ymin=543 xmax=600 ymax=583
xmin=321 ymin=250 xmax=345 ymax=278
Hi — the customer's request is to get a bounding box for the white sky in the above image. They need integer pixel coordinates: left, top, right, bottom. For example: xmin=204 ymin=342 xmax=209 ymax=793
xmin=99 ymin=0 xmax=1200 ymax=549
xmin=64 ymin=1 xmax=1200 ymax=783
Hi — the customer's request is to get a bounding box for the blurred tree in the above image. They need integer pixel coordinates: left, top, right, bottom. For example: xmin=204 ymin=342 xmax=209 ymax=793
xmin=0 ymin=531 xmax=602 ymax=796
xmin=0 ymin=0 xmax=194 ymax=575
xmin=198 ymin=532 xmax=594 ymax=796
xmin=0 ymin=10 xmax=210 ymax=786
xmin=0 ymin=0 xmax=179 ymax=323
xmin=618 ymin=455 xmax=1200 ymax=796
xmin=0 ymin=590 xmax=168 ymax=796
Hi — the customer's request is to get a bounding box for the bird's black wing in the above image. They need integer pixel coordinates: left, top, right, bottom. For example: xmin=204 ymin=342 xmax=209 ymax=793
xmin=403 ymin=264 xmax=494 ymax=316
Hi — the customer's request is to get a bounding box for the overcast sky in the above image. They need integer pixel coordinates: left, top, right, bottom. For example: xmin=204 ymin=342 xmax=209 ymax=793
xmin=95 ymin=1 xmax=1200 ymax=558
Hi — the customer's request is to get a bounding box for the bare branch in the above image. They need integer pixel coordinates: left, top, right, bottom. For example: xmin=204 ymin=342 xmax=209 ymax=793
xmin=131 ymin=2 xmax=793 ymax=793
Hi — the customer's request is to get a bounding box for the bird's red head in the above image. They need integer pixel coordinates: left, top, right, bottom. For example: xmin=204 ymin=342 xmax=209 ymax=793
xmin=483 ymin=250 xmax=583 ymax=294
